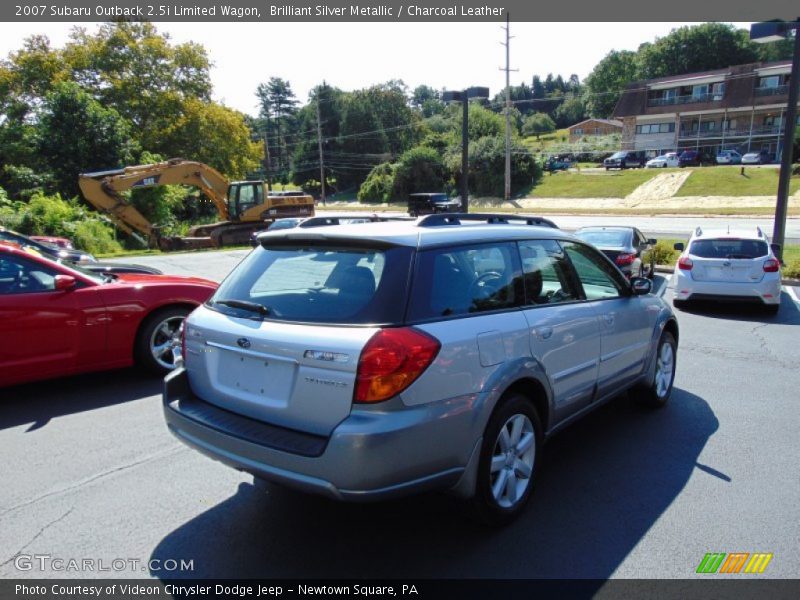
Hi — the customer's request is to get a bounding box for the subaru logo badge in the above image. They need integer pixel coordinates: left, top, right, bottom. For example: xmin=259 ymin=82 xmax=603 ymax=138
xmin=237 ymin=338 xmax=251 ymax=349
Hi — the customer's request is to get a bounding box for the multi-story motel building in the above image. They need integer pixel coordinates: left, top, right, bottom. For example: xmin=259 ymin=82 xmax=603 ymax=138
xmin=612 ymin=60 xmax=798 ymax=160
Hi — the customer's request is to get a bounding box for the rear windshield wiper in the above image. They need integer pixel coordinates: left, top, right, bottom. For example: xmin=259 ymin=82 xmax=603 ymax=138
xmin=215 ymin=299 xmax=271 ymax=316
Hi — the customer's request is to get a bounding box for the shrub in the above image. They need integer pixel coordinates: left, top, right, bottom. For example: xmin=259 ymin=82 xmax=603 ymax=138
xmin=358 ymin=163 xmax=395 ymax=203
xmin=644 ymin=240 xmax=678 ymax=266
xmin=390 ymin=147 xmax=447 ymax=201
xmin=783 ymin=258 xmax=800 ymax=279
xmin=72 ymin=220 xmax=122 ymax=254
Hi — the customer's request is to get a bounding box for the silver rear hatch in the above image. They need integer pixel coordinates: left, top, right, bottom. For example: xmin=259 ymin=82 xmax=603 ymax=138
xmin=184 ymin=240 xmax=413 ymax=436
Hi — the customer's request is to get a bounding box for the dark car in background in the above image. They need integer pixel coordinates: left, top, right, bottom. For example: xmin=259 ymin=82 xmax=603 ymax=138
xmin=678 ymin=150 xmax=714 ymax=167
xmin=604 ymin=151 xmax=645 ymax=170
xmin=407 ymin=193 xmax=461 ymax=216
xmin=574 ymin=226 xmax=657 ymax=279
xmin=0 ymin=227 xmax=161 ymax=274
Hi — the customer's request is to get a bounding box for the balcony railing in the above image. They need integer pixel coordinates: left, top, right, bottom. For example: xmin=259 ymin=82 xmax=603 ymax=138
xmin=754 ymin=85 xmax=789 ymax=98
xmin=648 ymin=92 xmax=723 ymax=107
xmin=678 ymin=125 xmax=784 ymax=139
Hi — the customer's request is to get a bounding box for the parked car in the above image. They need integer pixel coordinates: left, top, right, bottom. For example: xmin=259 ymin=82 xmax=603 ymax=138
xmin=1 ymin=227 xmax=95 ymax=264
xmin=408 ymin=193 xmax=461 ymax=217
xmin=672 ymin=227 xmax=781 ymax=314
xmin=0 ymin=227 xmax=161 ymax=274
xmin=646 ymin=152 xmax=679 ymax=168
xmin=574 ymin=226 xmax=657 ymax=279
xmin=29 ymin=235 xmax=74 ymax=249
xmin=0 ymin=242 xmax=217 ymax=387
xmin=678 ymin=150 xmax=713 ymax=167
xmin=164 ymin=213 xmax=678 ymax=524
xmin=742 ymin=150 xmax=772 ymax=165
xmin=543 ymin=155 xmax=572 ymax=172
xmin=716 ymin=150 xmax=742 ymax=165
xmin=604 ymin=151 xmax=645 ymax=170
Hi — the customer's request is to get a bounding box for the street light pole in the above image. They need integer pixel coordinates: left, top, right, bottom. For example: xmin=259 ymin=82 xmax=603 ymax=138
xmin=751 ymin=19 xmax=800 ymax=260
xmin=443 ymin=86 xmax=489 ymax=214
xmin=772 ymin=26 xmax=800 ymax=260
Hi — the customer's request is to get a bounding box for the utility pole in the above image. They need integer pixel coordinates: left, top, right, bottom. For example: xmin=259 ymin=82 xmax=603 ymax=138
xmin=262 ymin=130 xmax=273 ymax=190
xmin=500 ymin=14 xmax=518 ymax=202
xmin=315 ymin=89 xmax=326 ymax=205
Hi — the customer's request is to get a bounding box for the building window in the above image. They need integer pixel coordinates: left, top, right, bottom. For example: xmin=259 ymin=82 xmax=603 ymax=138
xmin=712 ymin=82 xmax=726 ymax=100
xmin=573 ymin=128 xmax=583 ymax=135
xmin=759 ymin=76 xmax=780 ymax=89
xmin=636 ymin=122 xmax=675 ymax=135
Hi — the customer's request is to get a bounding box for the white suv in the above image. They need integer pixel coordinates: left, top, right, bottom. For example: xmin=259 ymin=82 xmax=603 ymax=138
xmin=672 ymin=227 xmax=782 ymax=314
xmin=164 ymin=213 xmax=678 ymax=523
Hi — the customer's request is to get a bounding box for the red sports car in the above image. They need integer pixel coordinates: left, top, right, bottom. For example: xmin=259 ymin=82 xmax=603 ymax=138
xmin=30 ymin=235 xmax=74 ymax=249
xmin=0 ymin=242 xmax=217 ymax=387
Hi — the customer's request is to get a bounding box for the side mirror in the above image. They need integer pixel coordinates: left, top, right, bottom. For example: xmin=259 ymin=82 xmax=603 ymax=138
xmin=630 ymin=277 xmax=652 ymax=296
xmin=54 ymin=274 xmax=76 ymax=291
xmin=673 ymin=242 xmax=685 ymax=251
xmin=648 ymin=238 xmax=657 ymax=246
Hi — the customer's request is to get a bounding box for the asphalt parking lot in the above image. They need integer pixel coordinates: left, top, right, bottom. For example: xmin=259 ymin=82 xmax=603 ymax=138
xmin=1 ymin=249 xmax=799 ymax=581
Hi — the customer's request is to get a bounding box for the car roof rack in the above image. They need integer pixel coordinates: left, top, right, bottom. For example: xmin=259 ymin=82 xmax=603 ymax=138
xmin=298 ymin=215 xmax=414 ymax=228
xmin=416 ymin=213 xmax=558 ymax=229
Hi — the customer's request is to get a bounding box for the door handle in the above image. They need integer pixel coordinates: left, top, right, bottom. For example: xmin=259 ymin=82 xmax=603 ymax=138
xmin=603 ymin=313 xmax=615 ymax=325
xmin=534 ymin=326 xmax=553 ymax=340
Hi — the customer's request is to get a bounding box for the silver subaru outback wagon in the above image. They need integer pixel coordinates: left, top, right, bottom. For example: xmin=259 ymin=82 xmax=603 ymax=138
xmin=163 ymin=214 xmax=678 ymax=524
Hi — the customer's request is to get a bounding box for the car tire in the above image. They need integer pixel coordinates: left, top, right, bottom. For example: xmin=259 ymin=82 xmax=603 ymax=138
xmin=469 ymin=394 xmax=542 ymax=526
xmin=632 ymin=331 xmax=677 ymax=408
xmin=672 ymin=298 xmax=687 ymax=310
xmin=764 ymin=304 xmax=780 ymax=316
xmin=134 ymin=305 xmax=191 ymax=375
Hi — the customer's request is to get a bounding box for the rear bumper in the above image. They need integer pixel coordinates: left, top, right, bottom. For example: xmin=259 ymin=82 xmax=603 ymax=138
xmin=163 ymin=368 xmax=477 ymax=501
xmin=673 ymin=272 xmax=781 ymax=305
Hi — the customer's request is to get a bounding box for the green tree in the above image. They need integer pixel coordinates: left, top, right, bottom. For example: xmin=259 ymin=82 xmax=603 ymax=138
xmin=160 ymin=99 xmax=261 ymax=179
xmin=63 ymin=22 xmax=212 ymax=153
xmin=522 ymin=112 xmax=556 ymax=139
xmin=584 ymin=49 xmax=639 ymax=118
xmin=636 ymin=24 xmax=759 ymax=80
xmin=553 ymin=95 xmax=586 ymax=128
xmin=390 ymin=146 xmax=448 ymax=200
xmin=37 ymin=82 xmax=136 ymax=197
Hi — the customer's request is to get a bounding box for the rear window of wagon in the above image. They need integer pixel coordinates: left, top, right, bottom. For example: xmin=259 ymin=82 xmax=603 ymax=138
xmin=208 ymin=244 xmax=413 ymax=325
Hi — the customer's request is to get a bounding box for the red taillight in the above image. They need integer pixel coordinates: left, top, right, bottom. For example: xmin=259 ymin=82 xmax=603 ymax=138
xmin=615 ymin=253 xmax=635 ymax=266
xmin=763 ymin=258 xmax=780 ymax=273
xmin=355 ymin=327 xmax=440 ymax=403
xmin=678 ymin=256 xmax=693 ymax=270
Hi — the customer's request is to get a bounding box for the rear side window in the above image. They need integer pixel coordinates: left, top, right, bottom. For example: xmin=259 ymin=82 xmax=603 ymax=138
xmin=209 ymin=244 xmax=412 ymax=325
xmin=407 ymin=242 xmax=522 ymax=321
xmin=519 ymin=239 xmax=580 ymax=305
xmin=689 ymin=239 xmax=768 ymax=259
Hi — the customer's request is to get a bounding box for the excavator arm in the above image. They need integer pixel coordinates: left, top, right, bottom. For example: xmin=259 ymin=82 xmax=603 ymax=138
xmin=78 ymin=158 xmax=231 ymax=246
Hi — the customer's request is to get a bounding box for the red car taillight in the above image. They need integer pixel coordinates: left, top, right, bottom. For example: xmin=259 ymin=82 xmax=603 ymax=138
xmin=615 ymin=253 xmax=635 ymax=266
xmin=355 ymin=328 xmax=440 ymax=403
xmin=763 ymin=258 xmax=780 ymax=273
xmin=678 ymin=256 xmax=693 ymax=270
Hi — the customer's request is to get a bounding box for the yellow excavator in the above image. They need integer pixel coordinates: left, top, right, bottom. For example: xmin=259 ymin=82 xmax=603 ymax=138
xmin=78 ymin=158 xmax=315 ymax=250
